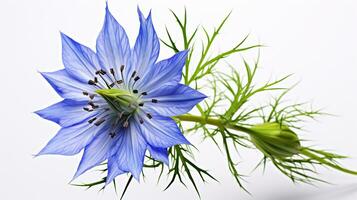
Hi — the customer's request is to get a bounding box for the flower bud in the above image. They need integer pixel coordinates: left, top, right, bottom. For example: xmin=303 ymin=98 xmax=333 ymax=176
xmin=249 ymin=122 xmax=301 ymax=158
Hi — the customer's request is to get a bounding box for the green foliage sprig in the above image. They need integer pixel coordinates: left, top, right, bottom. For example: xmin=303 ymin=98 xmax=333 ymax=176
xmin=72 ymin=9 xmax=357 ymax=199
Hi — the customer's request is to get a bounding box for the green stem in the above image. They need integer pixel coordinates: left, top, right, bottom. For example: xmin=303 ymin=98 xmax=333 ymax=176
xmin=175 ymin=114 xmax=255 ymax=135
xmin=300 ymin=148 xmax=357 ymax=175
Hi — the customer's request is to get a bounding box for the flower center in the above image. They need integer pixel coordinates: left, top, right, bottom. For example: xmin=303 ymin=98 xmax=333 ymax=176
xmin=96 ymin=88 xmax=140 ymax=115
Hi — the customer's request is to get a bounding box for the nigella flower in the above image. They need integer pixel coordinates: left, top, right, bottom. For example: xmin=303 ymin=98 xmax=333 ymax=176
xmin=35 ymin=4 xmax=205 ymax=183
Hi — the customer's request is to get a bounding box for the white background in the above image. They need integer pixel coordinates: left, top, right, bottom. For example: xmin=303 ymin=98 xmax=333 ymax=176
xmin=1 ymin=0 xmax=357 ymax=199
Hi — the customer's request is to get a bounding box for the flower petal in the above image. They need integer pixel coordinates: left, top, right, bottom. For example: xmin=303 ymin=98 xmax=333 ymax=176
xmin=147 ymin=145 xmax=169 ymax=166
xmin=106 ymin=154 xmax=126 ymax=185
xmin=111 ymin=123 xmax=147 ymax=180
xmin=143 ymin=84 xmax=206 ymax=116
xmin=135 ymin=114 xmax=189 ymax=148
xmin=61 ymin=33 xmax=101 ymax=83
xmin=73 ymin=126 xmax=117 ymax=180
xmin=132 ymin=8 xmax=160 ymax=79
xmin=40 ymin=69 xmax=94 ymax=101
xmin=96 ymin=4 xmax=131 ymax=76
xmin=138 ymin=50 xmax=188 ymax=91
xmin=36 ymin=120 xmax=108 ymax=156
xmin=35 ymin=99 xmax=98 ymax=127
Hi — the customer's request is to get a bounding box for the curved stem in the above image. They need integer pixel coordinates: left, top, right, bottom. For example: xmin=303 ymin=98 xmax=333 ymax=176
xmin=174 ymin=114 xmax=255 ymax=135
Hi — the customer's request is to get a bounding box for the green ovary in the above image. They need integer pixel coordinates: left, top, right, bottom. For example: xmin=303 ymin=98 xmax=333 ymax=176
xmin=96 ymin=88 xmax=140 ymax=114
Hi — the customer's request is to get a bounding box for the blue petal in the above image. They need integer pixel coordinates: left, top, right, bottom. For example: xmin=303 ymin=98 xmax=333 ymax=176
xmin=96 ymin=4 xmax=131 ymax=77
xmin=73 ymin=125 xmax=117 ymax=180
xmin=40 ymin=69 xmax=93 ymax=101
xmin=138 ymin=50 xmax=188 ymax=92
xmin=111 ymin=123 xmax=147 ymax=180
xmin=106 ymin=154 xmax=125 ymax=185
xmin=147 ymin=145 xmax=169 ymax=166
xmin=136 ymin=115 xmax=189 ymax=148
xmin=143 ymin=84 xmax=206 ymax=116
xmin=61 ymin=33 xmax=101 ymax=83
xmin=132 ymin=8 xmax=160 ymax=79
xmin=35 ymin=99 xmax=98 ymax=127
xmin=36 ymin=120 xmax=108 ymax=156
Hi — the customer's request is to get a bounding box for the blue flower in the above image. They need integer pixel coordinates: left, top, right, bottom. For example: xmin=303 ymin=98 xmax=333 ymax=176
xmin=35 ymin=4 xmax=206 ymax=183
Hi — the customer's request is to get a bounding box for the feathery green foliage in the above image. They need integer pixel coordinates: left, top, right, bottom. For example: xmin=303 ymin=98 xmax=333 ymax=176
xmin=72 ymin=8 xmax=357 ymax=199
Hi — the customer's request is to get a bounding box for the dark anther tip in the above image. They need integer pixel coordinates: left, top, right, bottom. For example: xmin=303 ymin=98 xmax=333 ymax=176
xmin=120 ymin=65 xmax=125 ymax=72
xmin=151 ymin=99 xmax=158 ymax=103
xmin=139 ymin=103 xmax=144 ymax=107
xmin=134 ymin=76 xmax=140 ymax=81
xmin=141 ymin=92 xmax=147 ymax=96
xmin=133 ymin=89 xmax=138 ymax=93
xmin=146 ymin=113 xmax=152 ymax=119
xmin=88 ymin=80 xmax=96 ymax=85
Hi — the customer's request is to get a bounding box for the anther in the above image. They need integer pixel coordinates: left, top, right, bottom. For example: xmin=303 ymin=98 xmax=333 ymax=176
xmin=88 ymin=80 xmax=96 ymax=85
xmin=116 ymin=80 xmax=123 ymax=84
xmin=146 ymin=113 xmax=152 ymax=119
xmin=133 ymin=89 xmax=138 ymax=94
xmin=88 ymin=117 xmax=97 ymax=124
xmin=88 ymin=101 xmax=99 ymax=109
xmin=134 ymin=76 xmax=140 ymax=82
xmin=131 ymin=71 xmax=137 ymax=78
xmin=141 ymin=92 xmax=147 ymax=96
xmin=110 ymin=68 xmax=115 ymax=75
xmin=152 ymin=99 xmax=158 ymax=103
xmin=89 ymin=94 xmax=95 ymax=99
xmin=82 ymin=91 xmax=89 ymax=96
xmin=110 ymin=82 xmax=115 ymax=88
xmin=100 ymin=69 xmax=106 ymax=75
xmin=139 ymin=118 xmax=144 ymax=124
xmin=83 ymin=107 xmax=93 ymax=112
xmin=94 ymin=118 xmax=106 ymax=126
xmin=109 ymin=132 xmax=116 ymax=138
xmin=139 ymin=102 xmax=144 ymax=106
xmin=120 ymin=65 xmax=125 ymax=72
xmin=94 ymin=77 xmax=98 ymax=83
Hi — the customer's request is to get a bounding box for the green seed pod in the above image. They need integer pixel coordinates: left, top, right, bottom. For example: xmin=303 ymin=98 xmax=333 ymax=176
xmin=249 ymin=122 xmax=301 ymax=158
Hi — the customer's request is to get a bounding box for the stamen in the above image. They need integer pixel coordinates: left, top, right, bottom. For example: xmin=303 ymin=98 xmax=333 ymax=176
xmin=117 ymin=80 xmax=123 ymax=84
xmin=89 ymin=94 xmax=95 ymax=99
xmin=123 ymin=120 xmax=129 ymax=128
xmin=141 ymin=92 xmax=147 ymax=96
xmin=133 ymin=89 xmax=138 ymax=94
xmin=109 ymin=132 xmax=116 ymax=138
xmin=120 ymin=65 xmax=125 ymax=83
xmin=110 ymin=82 xmax=115 ymax=88
xmin=88 ymin=117 xmax=97 ymax=124
xmin=152 ymin=99 xmax=158 ymax=103
xmin=134 ymin=76 xmax=140 ymax=82
xmin=94 ymin=77 xmax=98 ymax=83
xmin=146 ymin=113 xmax=152 ymax=119
xmin=82 ymin=91 xmax=89 ymax=96
xmin=139 ymin=118 xmax=144 ymax=124
xmin=118 ymin=112 xmax=124 ymax=119
xmin=110 ymin=68 xmax=115 ymax=75
xmin=131 ymin=71 xmax=137 ymax=78
xmin=88 ymin=80 xmax=96 ymax=85
xmin=139 ymin=103 xmax=144 ymax=107
xmin=94 ymin=118 xmax=106 ymax=126
xmin=88 ymin=101 xmax=99 ymax=109
xmin=83 ymin=107 xmax=93 ymax=112
xmin=100 ymin=69 xmax=106 ymax=75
